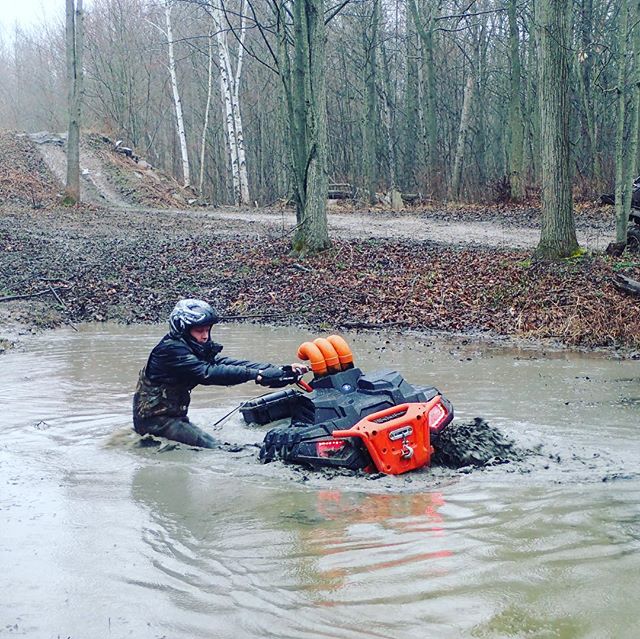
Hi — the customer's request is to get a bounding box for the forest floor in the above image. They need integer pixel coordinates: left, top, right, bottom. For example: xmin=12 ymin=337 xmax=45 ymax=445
xmin=1 ymin=129 xmax=640 ymax=355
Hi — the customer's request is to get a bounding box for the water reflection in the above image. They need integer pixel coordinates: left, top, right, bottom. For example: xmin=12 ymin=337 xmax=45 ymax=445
xmin=129 ymin=461 xmax=457 ymax=637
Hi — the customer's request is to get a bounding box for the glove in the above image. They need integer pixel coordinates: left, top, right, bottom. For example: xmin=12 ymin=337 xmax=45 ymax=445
xmin=256 ymin=366 xmax=299 ymax=388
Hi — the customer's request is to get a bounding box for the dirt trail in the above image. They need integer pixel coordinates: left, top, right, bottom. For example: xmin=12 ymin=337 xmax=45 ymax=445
xmin=195 ymin=207 xmax=615 ymax=250
xmin=8 ymin=129 xmax=615 ymax=251
xmin=32 ymin=134 xmax=131 ymax=207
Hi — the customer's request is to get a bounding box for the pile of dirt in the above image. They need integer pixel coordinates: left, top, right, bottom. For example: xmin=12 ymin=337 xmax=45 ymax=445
xmin=432 ymin=418 xmax=529 ymax=468
xmin=0 ymin=129 xmax=197 ymax=210
xmin=0 ymin=131 xmax=62 ymax=208
xmin=82 ymin=132 xmax=198 ymax=208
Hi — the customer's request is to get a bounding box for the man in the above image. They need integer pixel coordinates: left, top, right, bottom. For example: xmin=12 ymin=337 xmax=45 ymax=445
xmin=133 ymin=298 xmax=306 ymax=448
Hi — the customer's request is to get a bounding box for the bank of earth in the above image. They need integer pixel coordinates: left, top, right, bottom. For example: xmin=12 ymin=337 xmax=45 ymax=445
xmin=0 ymin=204 xmax=639 ymax=354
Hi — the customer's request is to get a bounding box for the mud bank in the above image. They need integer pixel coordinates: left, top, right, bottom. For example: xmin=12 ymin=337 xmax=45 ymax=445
xmin=1 ymin=204 xmax=639 ymax=353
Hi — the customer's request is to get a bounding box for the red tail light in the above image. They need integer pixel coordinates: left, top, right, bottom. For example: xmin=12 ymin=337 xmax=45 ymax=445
xmin=427 ymin=402 xmax=448 ymax=433
xmin=316 ymin=439 xmax=347 ymax=457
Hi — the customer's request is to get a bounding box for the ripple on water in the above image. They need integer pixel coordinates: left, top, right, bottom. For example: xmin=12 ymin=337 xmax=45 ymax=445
xmin=2 ymin=323 xmax=640 ymax=638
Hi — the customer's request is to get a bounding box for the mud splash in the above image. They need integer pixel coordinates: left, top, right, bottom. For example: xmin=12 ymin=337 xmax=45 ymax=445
xmin=432 ymin=417 xmax=530 ymax=468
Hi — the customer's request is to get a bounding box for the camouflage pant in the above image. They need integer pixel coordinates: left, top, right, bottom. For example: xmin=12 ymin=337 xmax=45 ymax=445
xmin=133 ymin=367 xmax=218 ymax=448
xmin=133 ymin=414 xmax=219 ymax=448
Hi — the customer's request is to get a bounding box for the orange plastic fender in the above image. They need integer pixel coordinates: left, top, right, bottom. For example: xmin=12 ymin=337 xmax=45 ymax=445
xmin=296 ymin=341 xmax=328 ymax=376
xmin=332 ymin=398 xmax=445 ymax=475
xmin=313 ymin=338 xmax=341 ymax=373
xmin=326 ymin=335 xmax=354 ymax=369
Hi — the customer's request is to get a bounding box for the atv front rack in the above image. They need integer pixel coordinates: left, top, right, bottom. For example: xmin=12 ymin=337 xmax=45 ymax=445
xmin=332 ymin=398 xmax=450 ymax=474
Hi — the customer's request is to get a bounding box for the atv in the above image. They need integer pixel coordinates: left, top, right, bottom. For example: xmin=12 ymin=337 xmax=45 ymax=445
xmin=241 ymin=335 xmax=454 ymax=475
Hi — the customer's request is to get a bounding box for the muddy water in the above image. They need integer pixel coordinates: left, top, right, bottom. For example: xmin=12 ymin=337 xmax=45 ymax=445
xmin=1 ymin=324 xmax=639 ymax=638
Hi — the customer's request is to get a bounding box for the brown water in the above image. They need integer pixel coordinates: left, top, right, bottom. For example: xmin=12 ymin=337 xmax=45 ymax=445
xmin=1 ymin=324 xmax=639 ymax=638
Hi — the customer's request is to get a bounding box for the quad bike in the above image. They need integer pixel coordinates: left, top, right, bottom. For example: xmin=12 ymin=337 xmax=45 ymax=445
xmin=241 ymin=335 xmax=454 ymax=476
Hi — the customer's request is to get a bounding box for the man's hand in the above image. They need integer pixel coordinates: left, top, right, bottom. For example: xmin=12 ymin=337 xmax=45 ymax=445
xmin=290 ymin=362 xmax=310 ymax=376
xmin=256 ymin=364 xmax=307 ymax=388
xmin=256 ymin=367 xmax=288 ymax=387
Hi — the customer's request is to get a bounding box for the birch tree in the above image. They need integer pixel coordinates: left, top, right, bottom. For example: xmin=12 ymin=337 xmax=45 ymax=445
xmin=164 ymin=0 xmax=191 ymax=188
xmin=199 ymin=30 xmax=215 ymax=195
xmin=209 ymin=0 xmax=250 ymax=205
xmin=65 ymin=0 xmax=84 ymax=205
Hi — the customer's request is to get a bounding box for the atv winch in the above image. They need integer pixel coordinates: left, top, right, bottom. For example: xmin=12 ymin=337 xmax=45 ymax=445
xmin=241 ymin=335 xmax=454 ymax=475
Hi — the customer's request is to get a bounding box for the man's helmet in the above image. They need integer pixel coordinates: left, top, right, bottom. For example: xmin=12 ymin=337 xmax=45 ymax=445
xmin=169 ymin=299 xmax=218 ymax=337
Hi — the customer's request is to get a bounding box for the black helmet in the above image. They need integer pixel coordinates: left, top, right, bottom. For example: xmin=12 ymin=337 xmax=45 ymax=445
xmin=169 ymin=299 xmax=218 ymax=337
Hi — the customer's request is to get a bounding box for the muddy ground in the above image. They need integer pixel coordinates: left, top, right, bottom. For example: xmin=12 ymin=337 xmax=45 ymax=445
xmin=1 ymin=202 xmax=639 ymax=355
xmin=0 ymin=128 xmax=639 ymax=354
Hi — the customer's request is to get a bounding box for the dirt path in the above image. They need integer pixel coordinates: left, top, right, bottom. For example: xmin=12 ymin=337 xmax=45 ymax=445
xmin=194 ymin=207 xmax=615 ymax=250
xmin=30 ymin=133 xmax=131 ymax=207
xmin=20 ymin=130 xmax=616 ymax=251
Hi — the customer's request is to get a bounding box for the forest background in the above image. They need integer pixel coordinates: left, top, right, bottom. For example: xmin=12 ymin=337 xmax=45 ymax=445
xmin=2 ymin=0 xmax=640 ymax=351
xmin=0 ymin=0 xmax=630 ymax=214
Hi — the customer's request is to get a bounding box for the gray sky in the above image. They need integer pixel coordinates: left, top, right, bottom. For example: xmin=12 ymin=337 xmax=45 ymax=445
xmin=0 ymin=0 xmax=62 ymax=35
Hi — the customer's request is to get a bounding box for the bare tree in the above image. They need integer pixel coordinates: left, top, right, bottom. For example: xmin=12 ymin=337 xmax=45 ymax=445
xmin=209 ymin=0 xmax=250 ymax=205
xmin=534 ymin=0 xmax=578 ymax=259
xmin=507 ymin=0 xmax=524 ymax=200
xmin=65 ymin=0 xmax=84 ymax=205
xmin=271 ymin=0 xmax=330 ymax=254
xmin=164 ymin=0 xmax=191 ymax=188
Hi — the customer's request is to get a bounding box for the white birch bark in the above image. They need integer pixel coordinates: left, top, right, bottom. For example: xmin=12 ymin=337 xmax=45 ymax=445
xmin=199 ymin=30 xmax=214 ymax=195
xmin=232 ymin=4 xmax=249 ymax=204
xmin=211 ymin=0 xmax=249 ymax=205
xmin=164 ymin=0 xmax=190 ymax=188
xmin=211 ymin=1 xmax=240 ymax=203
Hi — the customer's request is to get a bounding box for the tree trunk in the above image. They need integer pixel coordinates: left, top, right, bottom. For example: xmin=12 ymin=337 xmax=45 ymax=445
xmin=211 ymin=1 xmax=250 ymax=205
xmin=279 ymin=0 xmax=329 ymax=255
xmin=449 ymin=74 xmax=475 ymax=200
xmin=403 ymin=22 xmax=419 ymax=193
xmin=507 ymin=0 xmax=525 ymax=201
xmin=232 ymin=4 xmax=250 ymax=205
xmin=164 ymin=1 xmax=190 ymax=188
xmin=380 ymin=39 xmax=398 ymax=196
xmin=615 ymin=0 xmax=629 ymax=243
xmin=534 ymin=0 xmax=579 ymax=259
xmin=623 ymin=0 xmax=640 ymax=239
xmin=576 ymin=0 xmax=599 ymax=184
xmin=213 ymin=4 xmax=241 ymax=203
xmin=293 ymin=0 xmax=329 ymax=254
xmin=65 ymin=0 xmax=83 ymax=205
xmin=408 ymin=0 xmax=437 ymax=190
xmin=362 ymin=0 xmax=379 ymax=205
xmin=199 ymin=31 xmax=214 ymax=196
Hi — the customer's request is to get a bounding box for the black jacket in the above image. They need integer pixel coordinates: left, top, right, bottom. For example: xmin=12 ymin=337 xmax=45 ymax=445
xmin=133 ymin=334 xmax=273 ymax=421
xmin=145 ymin=333 xmax=271 ymax=388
